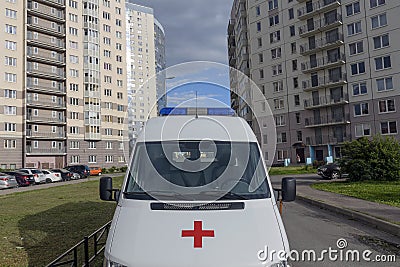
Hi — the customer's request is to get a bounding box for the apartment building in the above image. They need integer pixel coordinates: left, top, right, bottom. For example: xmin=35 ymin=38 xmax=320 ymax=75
xmin=0 ymin=0 xmax=129 ymax=169
xmin=229 ymin=0 xmax=400 ymax=165
xmin=154 ymin=18 xmax=166 ymax=113
xmin=126 ymin=3 xmax=165 ymax=150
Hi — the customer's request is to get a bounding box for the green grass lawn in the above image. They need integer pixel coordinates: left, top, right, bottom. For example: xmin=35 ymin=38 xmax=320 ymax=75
xmin=268 ymin=166 xmax=317 ymax=176
xmin=312 ymin=181 xmax=400 ymax=208
xmin=0 ymin=176 xmax=124 ymax=267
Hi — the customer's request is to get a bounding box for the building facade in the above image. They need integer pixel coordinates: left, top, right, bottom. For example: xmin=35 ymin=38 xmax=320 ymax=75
xmin=154 ymin=18 xmax=166 ymax=113
xmin=126 ymin=2 xmax=165 ymax=151
xmin=0 ymin=0 xmax=129 ymax=169
xmin=229 ymin=0 xmax=400 ymax=165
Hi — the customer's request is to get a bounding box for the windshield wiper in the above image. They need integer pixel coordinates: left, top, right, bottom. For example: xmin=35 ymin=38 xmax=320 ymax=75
xmin=123 ymin=191 xmax=194 ymax=201
xmin=198 ymin=190 xmax=249 ymax=200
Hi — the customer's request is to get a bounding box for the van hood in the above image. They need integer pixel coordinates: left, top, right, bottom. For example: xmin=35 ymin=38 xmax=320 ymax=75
xmin=105 ymin=199 xmax=288 ymax=267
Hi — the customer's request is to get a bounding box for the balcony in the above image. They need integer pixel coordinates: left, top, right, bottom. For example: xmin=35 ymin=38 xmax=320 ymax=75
xmin=27 ymin=49 xmax=65 ymax=66
xmin=305 ymin=134 xmax=351 ymax=146
xmin=302 ymin=73 xmax=347 ymax=91
xmin=299 ymin=14 xmax=342 ymax=37
xmin=27 ymin=18 xmax=65 ymax=37
xmin=26 ymin=115 xmax=66 ymax=124
xmin=26 ymin=32 xmax=65 ymax=51
xmin=304 ymin=93 xmax=349 ymax=109
xmin=85 ymin=133 xmax=101 ymax=141
xmin=305 ymin=113 xmax=350 ymax=128
xmin=84 ymin=90 xmax=101 ymax=98
xmin=26 ymin=147 xmax=67 ymax=155
xmin=84 ymin=118 xmax=101 ymax=125
xmin=84 ymin=105 xmax=101 ymax=112
xmin=298 ymin=0 xmax=342 ymax=20
xmin=27 ymin=99 xmax=66 ymax=109
xmin=301 ymin=53 xmax=346 ymax=73
xmin=26 ymin=130 xmax=66 ymax=139
xmin=35 ymin=0 xmax=65 ymax=8
xmin=27 ymin=2 xmax=65 ymax=22
xmin=300 ymin=34 xmax=344 ymax=55
xmin=27 ymin=83 xmax=66 ymax=95
xmin=27 ymin=65 xmax=66 ymax=80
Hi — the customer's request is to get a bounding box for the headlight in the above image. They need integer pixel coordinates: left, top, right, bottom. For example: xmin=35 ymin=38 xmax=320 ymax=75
xmin=103 ymin=258 xmax=127 ymax=267
xmin=270 ymin=260 xmax=288 ymax=267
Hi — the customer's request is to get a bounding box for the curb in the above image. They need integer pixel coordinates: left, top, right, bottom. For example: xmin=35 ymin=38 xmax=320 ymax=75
xmin=296 ymin=194 xmax=400 ymax=237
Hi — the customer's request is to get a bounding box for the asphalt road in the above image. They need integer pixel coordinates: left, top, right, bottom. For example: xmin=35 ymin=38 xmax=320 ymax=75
xmin=271 ymin=174 xmax=399 ymax=266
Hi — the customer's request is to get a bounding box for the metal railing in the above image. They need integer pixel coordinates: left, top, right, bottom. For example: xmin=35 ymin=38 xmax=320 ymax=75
xmin=26 ymin=115 xmax=66 ymax=123
xmin=302 ymin=73 xmax=347 ymax=91
xmin=26 ymin=147 xmax=66 ymax=154
xmin=47 ymin=221 xmax=112 ymax=267
xmin=27 ymin=99 xmax=66 ymax=108
xmin=301 ymin=53 xmax=346 ymax=72
xmin=26 ymin=130 xmax=66 ymax=138
xmin=300 ymin=34 xmax=344 ymax=55
xmin=304 ymin=93 xmax=349 ymax=108
xmin=298 ymin=0 xmax=341 ymax=18
xmin=305 ymin=134 xmax=351 ymax=146
xmin=305 ymin=113 xmax=350 ymax=127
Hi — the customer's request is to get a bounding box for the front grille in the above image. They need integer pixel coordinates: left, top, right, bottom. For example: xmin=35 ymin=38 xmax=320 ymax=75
xmin=150 ymin=202 xmax=244 ymax=211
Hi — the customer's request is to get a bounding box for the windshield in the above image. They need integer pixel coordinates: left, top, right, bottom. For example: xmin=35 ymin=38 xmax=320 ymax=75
xmin=125 ymin=141 xmax=270 ymax=201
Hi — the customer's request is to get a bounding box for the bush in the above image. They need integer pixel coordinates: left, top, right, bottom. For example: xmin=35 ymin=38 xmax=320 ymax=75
xmin=313 ymin=160 xmax=325 ymax=168
xmin=339 ymin=135 xmax=400 ymax=181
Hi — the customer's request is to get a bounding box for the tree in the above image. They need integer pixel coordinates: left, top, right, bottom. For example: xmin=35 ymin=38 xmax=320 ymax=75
xmin=339 ymin=135 xmax=400 ymax=181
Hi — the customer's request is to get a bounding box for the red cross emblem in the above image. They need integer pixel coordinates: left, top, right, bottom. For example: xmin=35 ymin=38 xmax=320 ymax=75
xmin=181 ymin=221 xmax=215 ymax=248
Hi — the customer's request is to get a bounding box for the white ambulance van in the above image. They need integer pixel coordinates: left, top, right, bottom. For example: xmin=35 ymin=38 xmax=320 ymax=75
xmin=100 ymin=108 xmax=296 ymax=267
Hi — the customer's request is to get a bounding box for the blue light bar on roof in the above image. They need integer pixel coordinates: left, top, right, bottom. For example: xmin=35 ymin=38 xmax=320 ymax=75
xmin=160 ymin=107 xmax=235 ymax=116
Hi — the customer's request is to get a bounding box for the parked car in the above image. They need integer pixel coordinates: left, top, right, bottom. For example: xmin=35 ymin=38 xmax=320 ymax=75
xmin=89 ymin=167 xmax=102 ymax=176
xmin=50 ymin=169 xmax=77 ymax=181
xmin=18 ymin=168 xmax=46 ymax=184
xmin=41 ymin=169 xmax=62 ymax=183
xmin=3 ymin=171 xmax=33 ymax=186
xmin=65 ymin=165 xmax=90 ymax=178
xmin=0 ymin=172 xmax=18 ymax=189
xmin=317 ymin=163 xmax=343 ymax=179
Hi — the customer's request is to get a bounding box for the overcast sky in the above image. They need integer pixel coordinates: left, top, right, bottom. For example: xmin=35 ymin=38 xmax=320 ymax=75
xmin=130 ymin=0 xmax=232 ymax=67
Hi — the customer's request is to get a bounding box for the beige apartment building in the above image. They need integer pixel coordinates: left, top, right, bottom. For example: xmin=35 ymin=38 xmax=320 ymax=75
xmin=229 ymin=0 xmax=400 ymax=165
xmin=0 ymin=0 xmax=129 ymax=169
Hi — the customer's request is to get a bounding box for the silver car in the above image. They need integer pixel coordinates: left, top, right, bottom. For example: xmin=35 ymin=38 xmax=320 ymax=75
xmin=0 ymin=172 xmax=18 ymax=189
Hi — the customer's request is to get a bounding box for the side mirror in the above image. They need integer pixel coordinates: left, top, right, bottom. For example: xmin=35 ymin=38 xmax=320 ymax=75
xmin=100 ymin=177 xmax=113 ymax=201
xmin=281 ymin=177 xmax=296 ymax=202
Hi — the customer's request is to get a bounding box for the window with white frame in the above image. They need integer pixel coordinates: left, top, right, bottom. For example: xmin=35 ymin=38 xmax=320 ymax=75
xmin=272 ymin=64 xmax=282 ymax=76
xmin=354 ymin=103 xmax=369 ymax=116
xmin=4 ymin=106 xmax=16 ymax=115
xmin=105 ymin=155 xmax=113 ymax=163
xmin=346 ymin=2 xmax=360 ymax=16
xmin=349 ymin=41 xmax=363 ymax=55
xmin=5 ymin=40 xmax=17 ymax=50
xmin=69 ymin=126 xmax=79 ymax=134
xmin=274 ymin=98 xmax=284 ymax=110
xmin=370 ymin=0 xmax=385 ymax=8
xmin=270 ymin=30 xmax=281 ymax=43
xmin=355 ymin=124 xmax=371 ymax=137
xmin=351 ymin=62 xmax=366 ymax=75
xmin=70 ymin=155 xmax=80 ymax=163
xmin=4 ymin=89 xmax=16 ymax=98
xmin=5 ymin=56 xmax=17 ymax=66
xmin=5 ymin=24 xmax=17 ymax=34
xmin=88 ymin=142 xmax=96 ymax=149
xmin=381 ymin=121 xmax=397 ymax=135
xmin=373 ymin=34 xmax=389 ymax=49
xmin=378 ymin=99 xmax=395 ymax=113
xmin=268 ymin=0 xmax=278 ymax=10
xmin=5 ymin=123 xmax=16 ymax=131
xmin=275 ymin=115 xmax=286 ymax=126
xmin=70 ymin=141 xmax=80 ymax=149
xmin=271 ymin=47 xmax=281 ymax=59
xmin=4 ymin=140 xmax=16 ymax=149
xmin=375 ymin=56 xmax=391 ymax=70
xmin=347 ymin=21 xmax=362 ymax=35
xmin=376 ymin=77 xmax=393 ymax=92
xmin=88 ymin=155 xmax=97 ymax=163
xmin=106 ymin=142 xmax=113 ymax=149
xmin=277 ymin=132 xmax=287 ymax=144
xmin=277 ymin=150 xmax=288 ymax=161
xmin=371 ymin=13 xmax=387 ymax=29
xmin=5 ymin=73 xmax=17 ymax=82
xmin=353 ymin=82 xmax=367 ymax=96
xmin=269 ymin=15 xmax=279 ymax=26
xmin=273 ymin=80 xmax=283 ymax=92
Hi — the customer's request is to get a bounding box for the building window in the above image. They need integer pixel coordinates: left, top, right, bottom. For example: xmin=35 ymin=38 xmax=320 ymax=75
xmin=105 ymin=155 xmax=113 ymax=163
xmin=354 ymin=103 xmax=369 ymax=116
xmin=4 ymin=140 xmax=16 ymax=149
xmin=294 ymin=95 xmax=300 ymax=106
xmin=355 ymin=124 xmax=371 ymax=137
xmin=271 ymin=47 xmax=281 ymax=59
xmin=292 ymin=60 xmax=298 ymax=71
xmin=277 ymin=150 xmax=288 ymax=161
xmin=370 ymin=0 xmax=385 ymax=8
xmin=375 ymin=56 xmax=391 ymax=70
xmin=269 ymin=15 xmax=279 ymax=27
xmin=378 ymin=99 xmax=395 ymax=113
xmin=373 ymin=34 xmax=389 ymax=49
xmin=5 ymin=123 xmax=16 ymax=132
xmin=289 ymin=25 xmax=295 ymax=36
xmin=272 ymin=64 xmax=282 ymax=76
xmin=268 ymin=0 xmax=278 ymax=10
xmin=291 ymin=42 xmax=296 ymax=54
xmin=270 ymin=30 xmax=281 ymax=43
xmin=273 ymin=80 xmax=283 ymax=92
xmin=70 ymin=141 xmax=80 ymax=149
xmin=5 ymin=73 xmax=17 ymax=82
xmin=70 ymin=155 xmax=80 ymax=164
xmin=352 ymin=82 xmax=367 ymax=96
xmin=295 ymin=113 xmax=301 ymax=124
xmin=257 ymin=37 xmax=262 ymax=47
xmin=5 ymin=40 xmax=17 ymax=50
xmin=293 ymin=77 xmax=299 ymax=89
xmin=297 ymin=131 xmax=303 ymax=142
xmin=277 ymin=132 xmax=287 ymax=143
xmin=106 ymin=142 xmax=113 ymax=149
xmin=351 ymin=62 xmax=366 ymax=75
xmin=4 ymin=89 xmax=16 ymax=98
xmin=259 ymin=69 xmax=264 ymax=79
xmin=377 ymin=77 xmax=393 ymax=92
xmin=347 ymin=21 xmax=362 ymax=35
xmin=274 ymin=98 xmax=284 ymax=110
xmin=288 ymin=8 xmax=294 ymax=20
xmin=89 ymin=155 xmax=97 ymax=163
xmin=275 ymin=115 xmax=286 ymax=126
xmin=255 ymin=6 xmax=261 ymax=16
xmin=381 ymin=121 xmax=397 ymax=135
xmin=70 ymin=83 xmax=79 ymax=91
xmin=349 ymin=41 xmax=363 ymax=55
xmin=371 ymin=13 xmax=387 ymax=29
xmin=5 ymin=24 xmax=17 ymax=34
xmin=256 ymin=22 xmax=261 ymax=32
xmin=346 ymin=2 xmax=360 ymax=16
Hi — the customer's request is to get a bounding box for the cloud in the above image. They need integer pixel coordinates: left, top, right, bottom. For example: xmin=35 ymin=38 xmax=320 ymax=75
xmin=128 ymin=0 xmax=232 ymax=67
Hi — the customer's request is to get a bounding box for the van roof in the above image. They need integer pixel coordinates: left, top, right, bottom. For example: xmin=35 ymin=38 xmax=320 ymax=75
xmin=137 ymin=116 xmax=258 ymax=143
